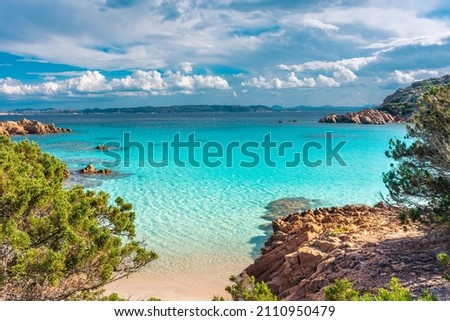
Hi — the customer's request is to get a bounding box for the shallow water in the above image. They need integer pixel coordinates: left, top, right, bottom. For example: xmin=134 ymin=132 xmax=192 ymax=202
xmin=5 ymin=112 xmax=406 ymax=278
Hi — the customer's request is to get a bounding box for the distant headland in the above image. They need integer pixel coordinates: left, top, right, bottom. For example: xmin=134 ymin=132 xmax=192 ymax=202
xmin=320 ymin=74 xmax=450 ymax=124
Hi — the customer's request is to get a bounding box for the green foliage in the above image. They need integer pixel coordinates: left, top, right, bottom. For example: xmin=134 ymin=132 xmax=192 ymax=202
xmin=325 ymin=278 xmax=437 ymax=301
xmin=225 ymin=273 xmax=277 ymax=301
xmin=420 ymin=290 xmax=438 ymax=301
xmin=0 ymin=136 xmax=157 ymax=300
xmin=212 ymin=295 xmax=226 ymax=301
xmin=100 ymin=293 xmax=127 ymax=301
xmin=369 ymin=278 xmax=413 ymax=301
xmin=437 ymin=253 xmax=450 ymax=281
xmin=324 ymin=279 xmax=360 ymax=301
xmin=383 ymin=85 xmax=450 ymax=221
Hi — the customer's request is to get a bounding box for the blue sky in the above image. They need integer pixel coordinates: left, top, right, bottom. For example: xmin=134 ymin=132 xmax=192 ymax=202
xmin=1 ymin=0 xmax=450 ymax=109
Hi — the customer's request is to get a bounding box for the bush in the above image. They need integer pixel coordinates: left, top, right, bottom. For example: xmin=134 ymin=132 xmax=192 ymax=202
xmin=325 ymin=278 xmax=437 ymax=301
xmin=0 ymin=136 xmax=157 ymax=300
xmin=324 ymin=279 xmax=360 ymax=301
xmin=225 ymin=273 xmax=277 ymax=301
xmin=383 ymin=85 xmax=450 ymax=221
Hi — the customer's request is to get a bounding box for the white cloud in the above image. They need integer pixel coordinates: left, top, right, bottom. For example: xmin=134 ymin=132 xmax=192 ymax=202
xmin=169 ymin=72 xmax=230 ymax=90
xmin=178 ymin=62 xmax=194 ymax=74
xmin=317 ymin=74 xmax=340 ymax=87
xmin=302 ymin=19 xmax=339 ymax=32
xmin=241 ymin=76 xmax=272 ymax=89
xmin=191 ymin=75 xmax=230 ymax=90
xmin=111 ymin=70 xmax=167 ymax=91
xmin=242 ymin=72 xmax=331 ymax=89
xmin=0 ymin=69 xmax=231 ymax=97
xmin=389 ymin=69 xmax=443 ymax=84
xmin=279 ymin=55 xmax=379 ymax=73
xmin=66 ymin=71 xmax=111 ymax=92
xmin=0 ymin=78 xmax=40 ymax=95
xmin=333 ymin=67 xmax=358 ymax=83
xmin=1 ymin=72 xmax=112 ymax=96
xmin=287 ymin=18 xmax=340 ymax=34
xmin=276 ymin=54 xmax=380 ymax=87
xmin=367 ymin=33 xmax=450 ymax=49
xmin=303 ymin=6 xmax=450 ymax=49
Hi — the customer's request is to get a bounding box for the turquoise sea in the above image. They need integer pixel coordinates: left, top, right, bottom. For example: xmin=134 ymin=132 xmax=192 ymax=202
xmin=3 ymin=111 xmax=406 ymax=298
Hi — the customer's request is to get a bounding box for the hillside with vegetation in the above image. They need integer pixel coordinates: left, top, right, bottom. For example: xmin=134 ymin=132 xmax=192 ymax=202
xmin=377 ymin=75 xmax=450 ymax=118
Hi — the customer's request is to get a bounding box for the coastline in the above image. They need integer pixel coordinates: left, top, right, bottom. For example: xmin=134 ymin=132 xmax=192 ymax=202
xmin=245 ymin=204 xmax=450 ymax=300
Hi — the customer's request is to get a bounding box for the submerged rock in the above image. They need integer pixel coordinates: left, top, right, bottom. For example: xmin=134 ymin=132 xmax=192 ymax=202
xmin=95 ymin=144 xmax=117 ymax=151
xmin=262 ymin=197 xmax=320 ymax=221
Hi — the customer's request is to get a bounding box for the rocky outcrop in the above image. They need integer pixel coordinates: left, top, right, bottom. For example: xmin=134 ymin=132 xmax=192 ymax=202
xmin=378 ymin=74 xmax=450 ymax=119
xmin=0 ymin=119 xmax=71 ymax=136
xmin=245 ymin=203 xmax=450 ymax=300
xmin=95 ymin=145 xmax=111 ymax=151
xmin=63 ymin=168 xmax=71 ymax=179
xmin=319 ymin=108 xmax=397 ymax=124
xmin=319 ymin=75 xmax=450 ymax=124
xmin=79 ymin=164 xmax=112 ymax=175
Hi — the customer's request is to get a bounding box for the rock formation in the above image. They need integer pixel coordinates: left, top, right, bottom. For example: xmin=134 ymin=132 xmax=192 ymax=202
xmin=319 ymin=108 xmax=397 ymax=124
xmin=245 ymin=203 xmax=450 ymax=300
xmin=79 ymin=164 xmax=112 ymax=175
xmin=63 ymin=168 xmax=71 ymax=179
xmin=319 ymin=75 xmax=450 ymax=124
xmin=0 ymin=119 xmax=71 ymax=136
xmin=95 ymin=145 xmax=110 ymax=150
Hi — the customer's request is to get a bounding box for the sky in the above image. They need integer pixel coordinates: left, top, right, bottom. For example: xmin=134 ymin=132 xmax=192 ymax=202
xmin=1 ymin=0 xmax=450 ymax=109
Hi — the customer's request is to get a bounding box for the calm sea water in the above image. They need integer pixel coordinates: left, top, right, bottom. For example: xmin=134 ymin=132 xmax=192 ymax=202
xmin=4 ymin=111 xmax=406 ymax=279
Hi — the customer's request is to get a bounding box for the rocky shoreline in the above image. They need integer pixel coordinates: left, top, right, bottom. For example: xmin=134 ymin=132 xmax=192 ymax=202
xmin=319 ymin=108 xmax=399 ymax=124
xmin=245 ymin=203 xmax=450 ymax=300
xmin=0 ymin=118 xmax=71 ymax=136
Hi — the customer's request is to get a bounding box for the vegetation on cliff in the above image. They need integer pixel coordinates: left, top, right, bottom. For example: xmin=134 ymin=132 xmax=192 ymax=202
xmin=383 ymin=85 xmax=450 ymax=221
xmin=325 ymin=278 xmax=437 ymax=301
xmin=0 ymin=136 xmax=157 ymax=300
xmin=224 ymin=274 xmax=277 ymax=301
xmin=378 ymin=75 xmax=450 ymax=118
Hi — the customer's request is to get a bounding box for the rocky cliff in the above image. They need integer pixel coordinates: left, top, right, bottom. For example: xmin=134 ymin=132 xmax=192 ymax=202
xmin=319 ymin=108 xmax=397 ymax=124
xmin=378 ymin=75 xmax=450 ymax=118
xmin=319 ymin=75 xmax=450 ymax=124
xmin=245 ymin=203 xmax=450 ymax=300
xmin=0 ymin=119 xmax=71 ymax=136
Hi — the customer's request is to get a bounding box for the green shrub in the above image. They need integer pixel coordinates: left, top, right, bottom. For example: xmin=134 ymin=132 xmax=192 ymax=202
xmin=437 ymin=253 xmax=450 ymax=281
xmin=325 ymin=278 xmax=437 ymax=301
xmin=225 ymin=273 xmax=277 ymax=301
xmin=324 ymin=279 xmax=360 ymax=301
xmin=0 ymin=136 xmax=157 ymax=300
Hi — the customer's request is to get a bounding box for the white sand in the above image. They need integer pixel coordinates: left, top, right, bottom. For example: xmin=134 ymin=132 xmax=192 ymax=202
xmin=105 ymin=256 xmax=252 ymax=300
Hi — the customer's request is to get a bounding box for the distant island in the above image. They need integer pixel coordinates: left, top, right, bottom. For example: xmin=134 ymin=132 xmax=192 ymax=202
xmin=3 ymin=104 xmax=363 ymax=116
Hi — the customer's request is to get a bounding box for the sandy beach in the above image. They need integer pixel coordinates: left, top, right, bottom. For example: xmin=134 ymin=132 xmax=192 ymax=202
xmin=105 ymin=256 xmax=252 ymax=300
